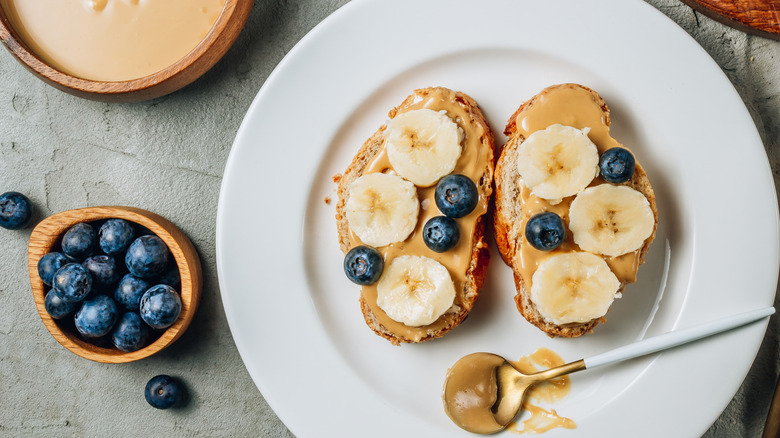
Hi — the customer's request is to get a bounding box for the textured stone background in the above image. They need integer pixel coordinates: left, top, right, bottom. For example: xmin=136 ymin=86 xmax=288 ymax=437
xmin=0 ymin=0 xmax=777 ymax=436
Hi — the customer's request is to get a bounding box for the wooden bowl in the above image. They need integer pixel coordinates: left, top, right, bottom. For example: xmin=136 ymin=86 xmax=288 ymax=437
xmin=0 ymin=0 xmax=254 ymax=102
xmin=28 ymin=206 xmax=203 ymax=363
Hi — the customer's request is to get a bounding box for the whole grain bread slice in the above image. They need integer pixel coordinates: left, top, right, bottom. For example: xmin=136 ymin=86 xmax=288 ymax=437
xmin=493 ymin=83 xmax=658 ymax=337
xmin=336 ymin=87 xmax=495 ymax=345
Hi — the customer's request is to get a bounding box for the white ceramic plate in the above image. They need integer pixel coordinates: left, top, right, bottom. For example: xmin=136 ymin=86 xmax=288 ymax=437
xmin=216 ymin=0 xmax=779 ymax=436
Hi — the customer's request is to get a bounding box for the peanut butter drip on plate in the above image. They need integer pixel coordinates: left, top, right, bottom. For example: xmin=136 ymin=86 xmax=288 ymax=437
xmin=1 ymin=0 xmax=226 ymax=81
xmin=514 ymin=85 xmax=647 ymax=293
xmin=509 ymin=348 xmax=576 ymax=434
xmin=348 ymin=88 xmax=490 ymax=342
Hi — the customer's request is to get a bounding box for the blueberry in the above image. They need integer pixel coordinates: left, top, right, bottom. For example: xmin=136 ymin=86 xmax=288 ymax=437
xmin=125 ymin=235 xmax=169 ymax=278
xmin=343 ymin=245 xmax=384 ymax=285
xmin=423 ymin=216 xmax=460 ymax=252
xmin=114 ymin=274 xmax=151 ymax=311
xmin=145 ymin=375 xmax=184 ymax=409
xmin=98 ymin=219 xmax=135 ymax=256
xmin=52 ymin=263 xmax=93 ymax=303
xmin=74 ymin=294 xmax=118 ymax=338
xmin=155 ymin=266 xmax=181 ymax=290
xmin=37 ymin=252 xmax=69 ymax=286
xmin=61 ymin=223 xmax=97 ymax=260
xmin=139 ymin=285 xmax=181 ymax=329
xmin=435 ymin=175 xmax=479 ymax=218
xmin=111 ymin=312 xmax=150 ymax=352
xmin=87 ymin=334 xmax=115 ymax=349
xmin=525 ymin=212 xmax=566 ymax=251
xmin=599 ymin=147 xmax=636 ymax=183
xmin=44 ymin=289 xmax=79 ymax=319
xmin=0 ymin=191 xmax=33 ymax=230
xmin=83 ymin=255 xmax=121 ymax=288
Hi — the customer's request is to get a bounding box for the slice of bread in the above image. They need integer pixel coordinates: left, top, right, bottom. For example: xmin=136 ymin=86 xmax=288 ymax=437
xmin=493 ymin=83 xmax=658 ymax=337
xmin=336 ymin=87 xmax=495 ymax=345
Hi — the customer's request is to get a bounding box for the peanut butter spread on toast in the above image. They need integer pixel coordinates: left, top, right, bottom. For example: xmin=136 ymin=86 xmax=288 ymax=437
xmin=512 ymin=85 xmax=653 ymax=292
xmin=347 ymin=88 xmax=492 ymax=342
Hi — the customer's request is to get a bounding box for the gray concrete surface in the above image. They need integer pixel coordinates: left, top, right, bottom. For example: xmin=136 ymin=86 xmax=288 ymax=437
xmin=0 ymin=0 xmax=777 ymax=436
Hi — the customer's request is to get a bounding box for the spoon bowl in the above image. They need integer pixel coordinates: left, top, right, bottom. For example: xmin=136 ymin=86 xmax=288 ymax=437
xmin=442 ymin=352 xmax=506 ymax=434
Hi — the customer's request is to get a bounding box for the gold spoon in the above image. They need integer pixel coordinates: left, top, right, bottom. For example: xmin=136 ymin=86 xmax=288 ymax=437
xmin=443 ymin=306 xmax=775 ymax=434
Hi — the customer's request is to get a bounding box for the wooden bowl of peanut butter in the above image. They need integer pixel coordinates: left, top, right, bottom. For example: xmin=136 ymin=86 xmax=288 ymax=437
xmin=0 ymin=0 xmax=253 ymax=102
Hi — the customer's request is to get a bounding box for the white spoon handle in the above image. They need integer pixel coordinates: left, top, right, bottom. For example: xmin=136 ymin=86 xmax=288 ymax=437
xmin=583 ymin=307 xmax=775 ymax=370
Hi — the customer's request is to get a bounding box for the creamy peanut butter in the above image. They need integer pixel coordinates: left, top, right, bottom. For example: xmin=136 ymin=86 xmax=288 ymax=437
xmin=513 ymin=85 xmax=649 ymax=295
xmin=508 ymin=404 xmax=576 ymax=435
xmin=1 ymin=0 xmax=226 ymax=81
xmin=443 ymin=353 xmax=505 ymax=434
xmin=347 ymin=88 xmax=491 ymax=342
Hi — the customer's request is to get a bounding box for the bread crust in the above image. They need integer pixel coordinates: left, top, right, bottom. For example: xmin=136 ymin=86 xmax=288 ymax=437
xmin=493 ymin=83 xmax=657 ymax=337
xmin=336 ymin=87 xmax=495 ymax=345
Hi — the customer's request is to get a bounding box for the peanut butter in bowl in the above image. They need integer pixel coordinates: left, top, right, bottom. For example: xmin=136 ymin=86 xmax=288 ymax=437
xmin=0 ymin=0 xmax=226 ymax=82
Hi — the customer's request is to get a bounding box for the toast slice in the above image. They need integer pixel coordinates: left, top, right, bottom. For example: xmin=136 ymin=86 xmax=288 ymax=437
xmin=493 ymin=83 xmax=657 ymax=337
xmin=336 ymin=87 xmax=495 ymax=345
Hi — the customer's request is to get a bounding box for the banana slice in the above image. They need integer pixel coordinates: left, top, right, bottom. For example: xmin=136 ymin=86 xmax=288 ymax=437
xmin=386 ymin=109 xmax=464 ymax=187
xmin=516 ymin=124 xmax=599 ymax=202
xmin=376 ymin=255 xmax=456 ymax=327
xmin=345 ymin=173 xmax=419 ymax=247
xmin=569 ymin=184 xmax=654 ymax=257
xmin=530 ymin=252 xmax=620 ymax=325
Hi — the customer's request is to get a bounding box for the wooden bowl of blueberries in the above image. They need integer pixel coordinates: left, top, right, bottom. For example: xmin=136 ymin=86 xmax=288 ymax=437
xmin=27 ymin=206 xmax=202 ymax=363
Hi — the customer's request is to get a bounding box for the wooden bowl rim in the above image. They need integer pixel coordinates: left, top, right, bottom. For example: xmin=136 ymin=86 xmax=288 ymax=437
xmin=28 ymin=206 xmax=203 ymax=364
xmin=0 ymin=0 xmax=252 ymax=97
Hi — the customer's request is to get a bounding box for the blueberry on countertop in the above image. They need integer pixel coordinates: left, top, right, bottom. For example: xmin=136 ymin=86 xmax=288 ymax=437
xmin=74 ymin=294 xmax=119 ymax=338
xmin=38 ymin=252 xmax=69 ymax=286
xmin=525 ymin=212 xmax=566 ymax=251
xmin=83 ymin=255 xmax=121 ymax=288
xmin=44 ymin=289 xmax=79 ymax=319
xmin=145 ymin=375 xmax=184 ymax=409
xmin=99 ymin=218 xmax=135 ymax=256
xmin=52 ymin=263 xmax=93 ymax=303
xmin=126 ymin=235 xmax=169 ymax=278
xmin=61 ymin=222 xmax=97 ymax=260
xmin=435 ymin=175 xmax=479 ymax=218
xmin=599 ymin=147 xmax=636 ymax=183
xmin=344 ymin=245 xmax=384 ymax=285
xmin=423 ymin=216 xmax=460 ymax=253
xmin=115 ymin=274 xmax=151 ymax=311
xmin=112 ymin=312 xmax=150 ymax=352
xmin=0 ymin=191 xmax=33 ymax=230
xmin=139 ymin=285 xmax=181 ymax=329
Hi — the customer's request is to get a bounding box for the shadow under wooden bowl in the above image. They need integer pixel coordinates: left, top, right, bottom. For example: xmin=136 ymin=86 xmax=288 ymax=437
xmin=28 ymin=206 xmax=203 ymax=363
xmin=0 ymin=0 xmax=254 ymax=102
